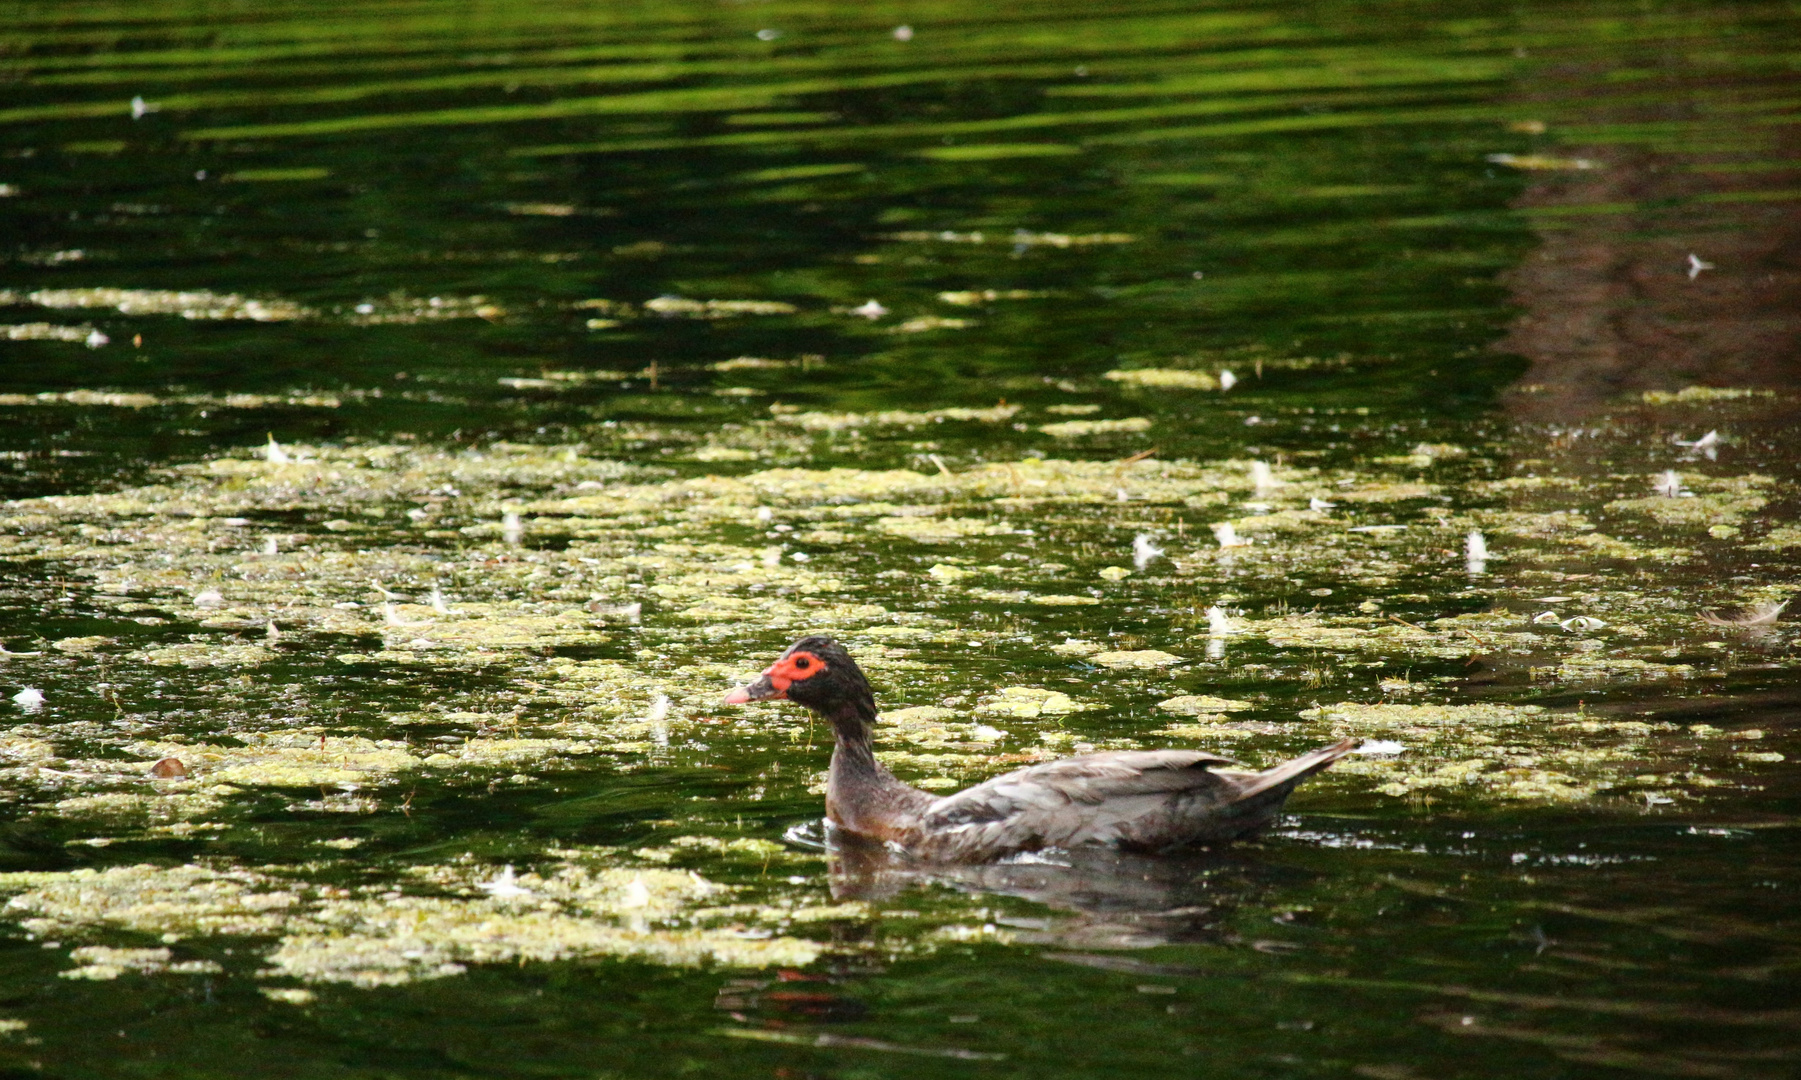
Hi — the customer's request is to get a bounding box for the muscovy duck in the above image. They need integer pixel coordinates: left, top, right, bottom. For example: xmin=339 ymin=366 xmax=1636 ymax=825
xmin=724 ymin=635 xmax=1355 ymax=862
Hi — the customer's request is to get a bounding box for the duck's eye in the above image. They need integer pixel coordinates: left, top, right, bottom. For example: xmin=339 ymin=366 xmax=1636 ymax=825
xmin=794 ymin=657 xmax=810 ymax=669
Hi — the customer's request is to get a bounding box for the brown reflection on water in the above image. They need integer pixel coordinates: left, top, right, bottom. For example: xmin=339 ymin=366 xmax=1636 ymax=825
xmin=1497 ymin=59 xmax=1801 ymax=423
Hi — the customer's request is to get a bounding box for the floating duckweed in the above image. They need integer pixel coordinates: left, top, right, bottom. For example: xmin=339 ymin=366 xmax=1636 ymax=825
xmin=892 ymin=316 xmax=975 ymax=332
xmin=878 ymin=707 xmax=999 ymax=750
xmin=130 ymin=731 xmax=422 ymax=789
xmin=1305 ymin=702 xmax=1547 ymax=731
xmin=1232 ymin=509 xmax=1329 ymax=536
xmin=663 ymin=835 xmax=788 ymax=859
xmin=0 ymin=390 xmax=153 ymax=409
xmin=873 ymin=516 xmax=1014 ymax=542
xmin=134 ymin=643 xmax=277 ymax=668
xmin=876 ymin=749 xmax=998 ymax=778
xmin=774 ymin=406 xmax=1018 ymax=432
xmin=976 ymin=687 xmax=1086 ymax=719
xmin=1103 ymin=369 xmax=1220 ymax=390
xmin=641 ymin=296 xmax=797 ymax=318
xmin=1606 ymin=473 xmax=1774 ymax=529
xmin=24 ymin=287 xmax=311 ymax=322
xmin=51 ymin=791 xmax=224 ymax=825
xmin=1038 ymin=417 xmax=1153 ymax=438
xmin=1162 ymin=721 xmax=1257 ymax=737
xmin=269 ymin=866 xmax=819 ymax=986
xmin=1333 ymin=481 xmax=1439 ymax=502
xmin=1640 ymin=387 xmax=1773 ymax=405
xmin=858 ymin=624 xmax=947 ymax=643
xmin=937 ymin=289 xmax=1045 ymax=306
xmin=377 ymin=605 xmax=609 ymax=653
xmin=1746 ymin=525 xmax=1801 ymax=550
xmin=0 ymin=864 xmax=301 ymax=941
xmin=1486 ymin=152 xmax=1597 ymax=170
xmin=1025 ymin=594 xmax=1101 ymax=606
xmin=0 ymin=407 xmax=1790 ymax=974
xmin=2 ymin=856 xmax=825 ymax=990
xmin=50 ymin=636 xmax=111 ymax=654
xmin=417 ymin=737 xmax=609 ymax=772
xmin=882 ymin=706 xmax=959 ymax=725
xmin=61 ymin=945 xmax=221 ymax=981
xmin=344 ymin=294 xmax=505 ymax=325
xmin=0 ymin=323 xmax=109 ymax=345
xmin=1295 ymin=701 xmax=1688 ymax=803
xmin=1553 ymin=654 xmax=1693 ymax=682
xmin=689 ymin=446 xmax=761 ymax=462
xmin=1257 ymin=615 xmax=1470 ymax=659
xmin=1157 ymin=695 xmax=1253 ymax=714
xmin=1090 ymin=650 xmax=1182 ymax=669
xmin=0 ymin=389 xmax=344 ymax=411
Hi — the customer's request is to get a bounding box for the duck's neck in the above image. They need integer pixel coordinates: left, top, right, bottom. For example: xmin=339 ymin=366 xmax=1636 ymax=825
xmin=822 ymin=695 xmax=931 ymax=839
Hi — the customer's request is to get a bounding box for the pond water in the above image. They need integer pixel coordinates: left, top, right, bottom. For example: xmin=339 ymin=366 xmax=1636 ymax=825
xmin=1 ymin=0 xmax=1798 ymax=1075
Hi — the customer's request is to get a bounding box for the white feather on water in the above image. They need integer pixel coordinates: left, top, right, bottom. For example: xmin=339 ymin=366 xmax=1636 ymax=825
xmin=1250 ymin=460 xmax=1280 ymax=492
xmin=619 ymin=876 xmax=652 ymax=909
xmin=1132 ymin=533 xmax=1164 ymax=569
xmin=1560 ymin=616 xmax=1607 ymax=632
xmin=1213 ymin=522 xmax=1250 ymax=548
xmin=1654 ymin=470 xmax=1689 ymax=497
xmin=476 ymin=865 xmax=533 ymax=900
xmin=1675 ymin=430 xmax=1720 ymax=459
xmin=648 ymin=693 xmax=671 ymax=748
xmin=1466 ymin=529 xmax=1489 ymax=574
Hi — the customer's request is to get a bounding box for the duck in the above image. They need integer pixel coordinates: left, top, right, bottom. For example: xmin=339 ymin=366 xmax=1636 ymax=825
xmin=724 ymin=635 xmax=1357 ymax=863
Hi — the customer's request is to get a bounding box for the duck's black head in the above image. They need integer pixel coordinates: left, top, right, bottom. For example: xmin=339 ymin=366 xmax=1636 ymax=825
xmin=723 ymin=635 xmax=875 ymax=719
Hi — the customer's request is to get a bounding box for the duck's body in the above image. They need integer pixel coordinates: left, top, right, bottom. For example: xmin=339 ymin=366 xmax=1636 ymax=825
xmin=726 ymin=636 xmax=1355 ymax=863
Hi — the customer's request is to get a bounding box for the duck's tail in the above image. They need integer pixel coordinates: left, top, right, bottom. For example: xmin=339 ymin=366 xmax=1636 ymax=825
xmin=1168 ymin=737 xmax=1359 ymax=848
xmin=1234 ymin=737 xmax=1359 ymax=802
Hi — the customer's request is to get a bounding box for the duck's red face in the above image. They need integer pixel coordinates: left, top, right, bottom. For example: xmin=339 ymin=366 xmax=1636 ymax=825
xmin=723 ymin=648 xmax=828 ymax=704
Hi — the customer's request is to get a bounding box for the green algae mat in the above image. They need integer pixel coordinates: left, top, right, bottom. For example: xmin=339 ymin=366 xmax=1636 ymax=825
xmin=1 ymin=0 xmax=1799 ymax=1075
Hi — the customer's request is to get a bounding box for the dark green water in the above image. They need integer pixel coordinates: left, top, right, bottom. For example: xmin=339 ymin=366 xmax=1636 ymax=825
xmin=1 ymin=0 xmax=1799 ymax=1075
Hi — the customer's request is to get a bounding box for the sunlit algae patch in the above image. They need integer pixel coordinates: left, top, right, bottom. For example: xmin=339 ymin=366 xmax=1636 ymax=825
xmin=1 ymin=856 xmax=821 ymax=988
xmin=0 ymin=407 xmax=1790 ymax=987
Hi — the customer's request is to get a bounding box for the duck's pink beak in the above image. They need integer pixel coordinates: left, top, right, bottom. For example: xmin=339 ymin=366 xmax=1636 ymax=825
xmin=723 ymin=673 xmax=786 ymax=704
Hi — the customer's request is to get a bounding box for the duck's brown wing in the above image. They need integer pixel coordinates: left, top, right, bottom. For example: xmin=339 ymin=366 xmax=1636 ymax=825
xmin=914 ymin=740 xmax=1357 ymax=862
xmin=915 ymin=750 xmax=1245 ymax=860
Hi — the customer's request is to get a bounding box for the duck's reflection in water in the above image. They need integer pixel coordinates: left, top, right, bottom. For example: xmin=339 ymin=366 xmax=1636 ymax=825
xmin=810 ymin=822 xmax=1301 ymax=950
